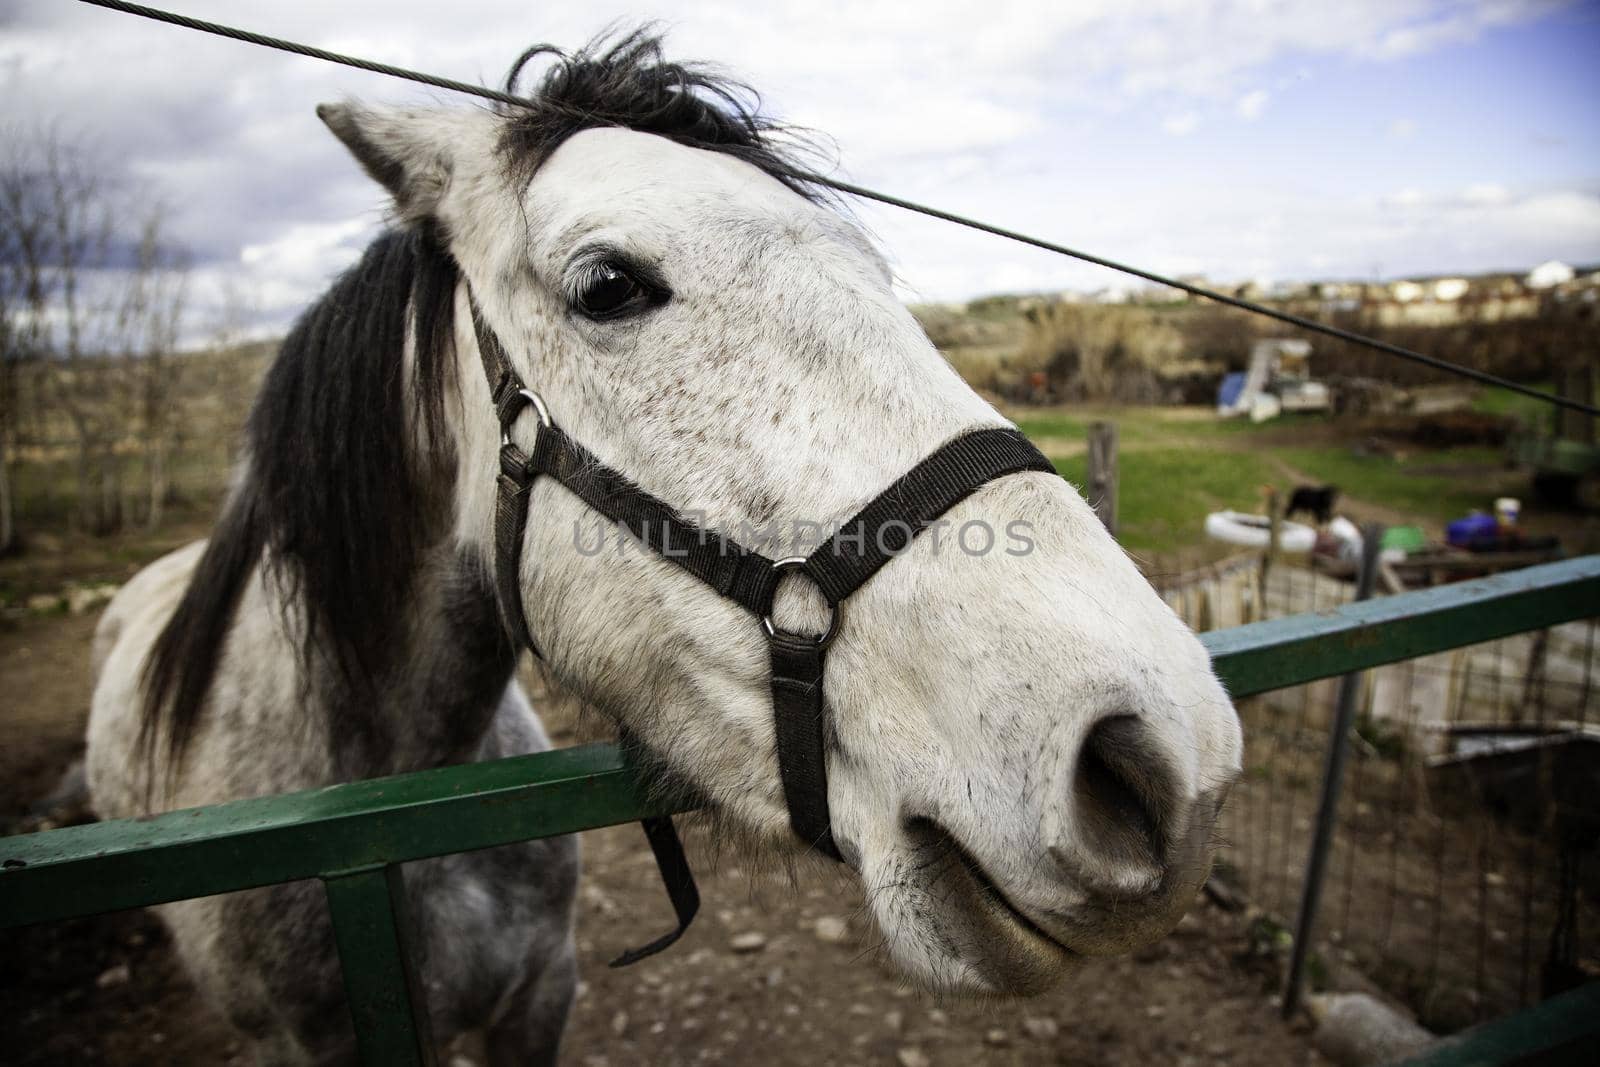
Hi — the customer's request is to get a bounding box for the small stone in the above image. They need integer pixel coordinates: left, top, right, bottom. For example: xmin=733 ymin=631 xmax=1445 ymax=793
xmin=729 ymin=932 xmax=767 ymax=953
xmin=985 ymin=1028 xmax=1010 ymax=1046
xmin=927 ymin=1009 xmax=949 ymax=1026
xmin=610 ymin=1010 xmax=629 ymax=1036
xmin=884 ymin=1010 xmax=904 ymax=1032
xmin=765 ymin=967 xmax=784 ymax=987
xmin=1309 ymin=992 xmax=1433 ymax=1065
xmin=448 ymin=1056 xmax=475 ymax=1067
xmin=1145 ymin=1005 xmax=1166 ymax=1019
xmin=1023 ymin=1016 xmax=1059 ymax=1040
xmin=813 ymin=915 xmax=848 ymax=944
xmin=26 ymin=594 xmax=61 ymax=614
xmin=897 ymin=1049 xmax=931 ymax=1067
xmin=96 ymin=964 xmax=130 ymax=989
xmin=66 ymin=584 xmax=104 ymax=615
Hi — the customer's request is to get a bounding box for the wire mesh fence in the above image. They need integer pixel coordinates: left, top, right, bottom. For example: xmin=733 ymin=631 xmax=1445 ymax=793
xmin=1158 ymin=556 xmax=1597 ymax=1031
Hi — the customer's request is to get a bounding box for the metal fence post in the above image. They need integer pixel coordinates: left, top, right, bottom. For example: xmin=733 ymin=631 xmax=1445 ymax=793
xmin=323 ymin=864 xmax=437 ymax=1066
xmin=1281 ymin=523 xmax=1383 ymax=1018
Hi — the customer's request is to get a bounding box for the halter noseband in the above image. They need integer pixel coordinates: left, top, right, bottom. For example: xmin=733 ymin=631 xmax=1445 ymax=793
xmin=468 ymin=293 xmax=1054 ymax=963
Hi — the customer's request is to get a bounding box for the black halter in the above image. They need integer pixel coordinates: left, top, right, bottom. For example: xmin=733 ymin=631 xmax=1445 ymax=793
xmin=468 ymin=294 xmax=1054 ymax=964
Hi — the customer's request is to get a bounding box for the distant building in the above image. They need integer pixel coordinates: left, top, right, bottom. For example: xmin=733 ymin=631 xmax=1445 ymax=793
xmin=1526 ymin=260 xmax=1575 ymax=289
xmin=1390 ymin=280 xmax=1424 ymax=303
xmin=1431 ymin=277 xmax=1469 ymax=301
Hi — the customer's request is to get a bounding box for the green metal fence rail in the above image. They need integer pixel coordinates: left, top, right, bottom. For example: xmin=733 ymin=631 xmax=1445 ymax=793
xmin=1387 ymin=979 xmax=1600 ymax=1066
xmin=4 ymin=555 xmax=1597 ymax=1064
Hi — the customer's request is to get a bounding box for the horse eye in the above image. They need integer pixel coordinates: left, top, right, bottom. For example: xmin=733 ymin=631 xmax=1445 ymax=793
xmin=575 ymin=262 xmax=648 ymax=320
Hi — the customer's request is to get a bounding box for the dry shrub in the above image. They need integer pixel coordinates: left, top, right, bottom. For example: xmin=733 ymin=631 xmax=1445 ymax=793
xmin=1323 ymin=299 xmax=1600 ymax=386
xmin=1019 ymin=302 xmax=1186 ymax=403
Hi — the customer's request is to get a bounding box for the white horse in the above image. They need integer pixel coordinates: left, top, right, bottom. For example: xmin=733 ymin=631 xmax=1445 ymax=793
xmin=87 ymin=32 xmax=1241 ymax=1065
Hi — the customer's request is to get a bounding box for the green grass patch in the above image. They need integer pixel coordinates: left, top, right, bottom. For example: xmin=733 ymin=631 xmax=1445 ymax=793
xmin=1013 ymin=413 xmax=1090 ymax=441
xmin=1050 ymin=447 xmax=1277 ymax=556
xmin=1016 ymin=407 xmax=1335 ymax=447
xmin=1274 ymin=446 xmax=1499 ymax=524
xmin=1474 ymin=382 xmax=1556 ymax=431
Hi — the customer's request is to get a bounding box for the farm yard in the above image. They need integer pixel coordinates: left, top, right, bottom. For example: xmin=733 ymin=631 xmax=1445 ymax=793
xmin=4 ymin=4 xmax=1599 ymax=1062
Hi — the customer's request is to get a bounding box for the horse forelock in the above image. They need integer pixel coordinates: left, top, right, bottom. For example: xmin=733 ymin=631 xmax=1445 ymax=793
xmin=494 ymin=27 xmax=833 ymax=205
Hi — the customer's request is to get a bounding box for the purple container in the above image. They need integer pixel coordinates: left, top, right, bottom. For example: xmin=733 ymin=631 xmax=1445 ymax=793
xmin=1446 ymin=512 xmax=1497 ymax=547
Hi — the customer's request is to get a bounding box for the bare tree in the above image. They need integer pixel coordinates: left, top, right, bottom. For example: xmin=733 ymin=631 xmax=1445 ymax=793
xmin=0 ymin=124 xmax=190 ymax=539
xmin=111 ymin=206 xmax=190 ymax=529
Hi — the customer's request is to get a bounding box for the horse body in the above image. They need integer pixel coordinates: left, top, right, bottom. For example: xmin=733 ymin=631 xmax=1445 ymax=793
xmin=89 ymin=539 xmax=578 ymax=1064
xmin=87 ymin=31 xmax=1243 ymax=1064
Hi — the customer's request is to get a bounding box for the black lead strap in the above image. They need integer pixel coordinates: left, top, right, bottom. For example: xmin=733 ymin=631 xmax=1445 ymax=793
xmin=609 ymin=815 xmax=701 ymax=968
xmin=467 ymin=292 xmax=1053 ymax=960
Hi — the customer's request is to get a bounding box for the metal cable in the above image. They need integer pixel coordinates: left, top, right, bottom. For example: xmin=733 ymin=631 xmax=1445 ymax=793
xmin=78 ymin=0 xmax=1599 ymax=418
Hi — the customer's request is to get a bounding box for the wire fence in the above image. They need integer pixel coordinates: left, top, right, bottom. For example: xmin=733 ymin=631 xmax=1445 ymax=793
xmin=1159 ymin=557 xmax=1598 ymax=1031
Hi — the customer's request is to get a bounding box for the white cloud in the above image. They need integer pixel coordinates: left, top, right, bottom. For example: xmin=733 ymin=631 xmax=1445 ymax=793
xmin=1 ymin=0 xmax=1588 ymax=326
xmin=1368 ymin=0 xmax=1566 ymax=59
xmin=1163 ymin=113 xmax=1200 ymax=136
xmin=1462 ymin=182 xmax=1512 ymax=206
xmin=1387 ymin=117 xmax=1419 ymax=139
xmin=1235 ymin=90 xmax=1270 ymax=120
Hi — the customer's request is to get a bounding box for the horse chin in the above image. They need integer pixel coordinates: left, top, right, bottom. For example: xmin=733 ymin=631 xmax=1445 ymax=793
xmin=861 ymin=838 xmax=1083 ymax=997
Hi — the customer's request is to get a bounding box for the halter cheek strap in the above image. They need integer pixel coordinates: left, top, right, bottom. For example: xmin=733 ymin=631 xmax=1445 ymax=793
xmin=467 ymin=293 xmax=1054 ymax=959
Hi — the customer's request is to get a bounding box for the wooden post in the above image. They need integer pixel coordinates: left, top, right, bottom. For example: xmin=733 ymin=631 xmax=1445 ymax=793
xmin=1261 ymin=487 xmax=1281 ymax=609
xmin=1087 ymin=421 xmax=1118 ymax=535
xmin=1559 ymin=366 xmax=1594 ymax=445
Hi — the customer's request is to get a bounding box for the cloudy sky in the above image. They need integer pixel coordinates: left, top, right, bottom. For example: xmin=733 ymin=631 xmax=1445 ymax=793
xmin=4 ymin=0 xmax=1598 ymax=339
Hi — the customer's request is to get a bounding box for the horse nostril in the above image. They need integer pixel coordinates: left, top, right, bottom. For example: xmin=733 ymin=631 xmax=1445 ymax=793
xmin=1070 ymin=714 xmax=1176 ymax=878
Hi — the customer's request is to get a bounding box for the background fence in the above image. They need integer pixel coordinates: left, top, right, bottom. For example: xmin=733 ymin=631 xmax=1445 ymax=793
xmin=1159 ymin=554 xmax=1598 ymax=1030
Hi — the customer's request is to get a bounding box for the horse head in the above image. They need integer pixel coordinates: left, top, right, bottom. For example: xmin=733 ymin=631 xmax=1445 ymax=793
xmin=318 ymin=32 xmax=1241 ymax=995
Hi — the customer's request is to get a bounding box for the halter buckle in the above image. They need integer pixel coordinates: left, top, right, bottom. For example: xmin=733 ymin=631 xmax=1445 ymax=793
xmin=761 ymin=557 xmax=839 ymax=648
xmin=499 ymin=388 xmax=553 ymax=448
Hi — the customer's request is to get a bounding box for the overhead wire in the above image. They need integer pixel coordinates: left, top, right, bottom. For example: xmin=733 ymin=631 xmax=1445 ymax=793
xmin=76 ymin=0 xmax=1599 ymax=418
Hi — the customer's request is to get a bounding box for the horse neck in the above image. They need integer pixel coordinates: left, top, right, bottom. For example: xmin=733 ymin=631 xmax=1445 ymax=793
xmin=295 ymin=400 xmax=515 ymax=782
xmin=332 ymin=541 xmax=516 ymax=780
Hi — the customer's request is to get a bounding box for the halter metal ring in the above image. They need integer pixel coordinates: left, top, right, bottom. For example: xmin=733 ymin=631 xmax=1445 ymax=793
xmin=761 ymin=556 xmax=839 ymax=648
xmin=500 ymin=388 xmax=553 ymax=447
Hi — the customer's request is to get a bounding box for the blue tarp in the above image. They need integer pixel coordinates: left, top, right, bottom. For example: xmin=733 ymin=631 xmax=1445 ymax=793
xmin=1217 ymin=372 xmax=1247 ymax=411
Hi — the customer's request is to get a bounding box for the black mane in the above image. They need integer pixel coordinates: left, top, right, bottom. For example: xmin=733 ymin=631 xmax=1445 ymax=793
xmin=497 ymin=28 xmax=827 ymax=199
xmin=142 ymin=29 xmax=825 ymax=766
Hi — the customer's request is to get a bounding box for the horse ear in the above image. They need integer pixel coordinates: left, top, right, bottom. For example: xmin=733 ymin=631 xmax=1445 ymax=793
xmin=317 ymin=103 xmax=454 ymax=220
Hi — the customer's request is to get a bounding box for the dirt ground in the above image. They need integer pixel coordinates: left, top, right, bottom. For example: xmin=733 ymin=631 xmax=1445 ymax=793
xmin=0 ymin=609 xmax=1326 ymax=1066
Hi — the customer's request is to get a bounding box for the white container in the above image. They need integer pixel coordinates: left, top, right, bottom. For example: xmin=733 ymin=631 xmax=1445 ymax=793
xmin=1204 ymin=510 xmax=1317 ymax=552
